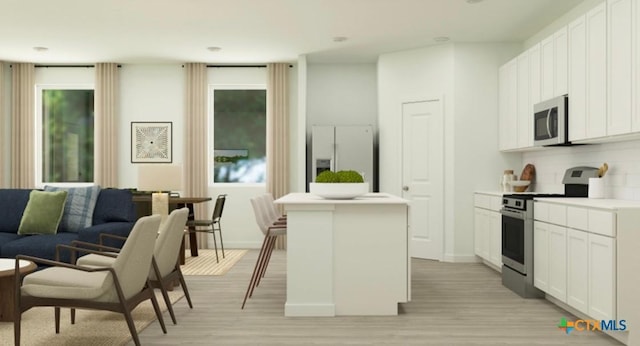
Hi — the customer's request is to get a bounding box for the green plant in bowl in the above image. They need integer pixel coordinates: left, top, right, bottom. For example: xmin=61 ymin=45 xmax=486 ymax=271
xmin=336 ymin=170 xmax=364 ymax=183
xmin=316 ymin=171 xmax=340 ymax=183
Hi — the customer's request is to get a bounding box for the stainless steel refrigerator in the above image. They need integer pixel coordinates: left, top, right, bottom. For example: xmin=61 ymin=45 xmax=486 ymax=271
xmin=310 ymin=125 xmax=375 ymax=191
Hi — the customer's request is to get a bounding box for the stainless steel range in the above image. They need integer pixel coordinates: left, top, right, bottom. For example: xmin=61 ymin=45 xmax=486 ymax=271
xmin=500 ymin=166 xmax=599 ymax=298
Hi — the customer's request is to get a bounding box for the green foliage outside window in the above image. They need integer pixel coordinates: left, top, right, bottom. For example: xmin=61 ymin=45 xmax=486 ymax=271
xmin=213 ymin=89 xmax=266 ymax=183
xmin=42 ymin=89 xmax=94 ymax=182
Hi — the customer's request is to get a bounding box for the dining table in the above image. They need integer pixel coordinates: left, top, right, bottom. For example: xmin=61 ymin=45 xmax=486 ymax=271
xmin=132 ymin=195 xmax=212 ymax=264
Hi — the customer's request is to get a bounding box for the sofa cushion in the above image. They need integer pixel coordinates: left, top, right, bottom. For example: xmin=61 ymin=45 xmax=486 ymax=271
xmin=0 ymin=189 xmax=32 ymax=233
xmin=45 ymin=185 xmax=101 ymax=232
xmin=93 ymin=189 xmax=136 ymax=224
xmin=1 ymin=232 xmax=78 ymax=264
xmin=18 ymin=190 xmax=68 ymax=235
xmin=0 ymin=233 xmax=20 ymax=256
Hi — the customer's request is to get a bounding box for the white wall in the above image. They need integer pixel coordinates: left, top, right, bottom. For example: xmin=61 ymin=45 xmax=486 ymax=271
xmin=377 ymin=43 xmax=521 ymax=262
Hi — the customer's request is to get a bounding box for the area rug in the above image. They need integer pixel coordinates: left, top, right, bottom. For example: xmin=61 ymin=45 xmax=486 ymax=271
xmin=182 ymin=249 xmax=247 ymax=276
xmin=0 ymin=290 xmax=184 ymax=346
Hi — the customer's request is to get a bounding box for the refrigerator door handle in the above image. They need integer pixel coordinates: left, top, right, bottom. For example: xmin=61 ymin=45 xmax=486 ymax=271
xmin=333 ymin=143 xmax=337 ymax=171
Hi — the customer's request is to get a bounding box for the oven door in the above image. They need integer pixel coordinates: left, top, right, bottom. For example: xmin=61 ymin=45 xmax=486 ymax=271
xmin=500 ymin=208 xmax=526 ymax=274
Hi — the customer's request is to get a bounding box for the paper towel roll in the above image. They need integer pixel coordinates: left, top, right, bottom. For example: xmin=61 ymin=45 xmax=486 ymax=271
xmin=588 ymin=177 xmax=604 ymax=199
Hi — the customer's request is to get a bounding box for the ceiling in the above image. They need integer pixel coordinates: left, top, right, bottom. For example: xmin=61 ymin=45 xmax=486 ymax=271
xmin=0 ymin=0 xmax=583 ymax=64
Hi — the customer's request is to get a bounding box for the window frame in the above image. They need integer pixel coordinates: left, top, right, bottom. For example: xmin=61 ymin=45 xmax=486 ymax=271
xmin=208 ymin=83 xmax=267 ymax=186
xmin=35 ymin=83 xmax=95 ymax=188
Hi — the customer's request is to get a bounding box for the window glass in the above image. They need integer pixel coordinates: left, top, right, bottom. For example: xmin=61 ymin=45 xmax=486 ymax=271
xmin=41 ymin=89 xmax=94 ymax=183
xmin=212 ymin=89 xmax=266 ymax=183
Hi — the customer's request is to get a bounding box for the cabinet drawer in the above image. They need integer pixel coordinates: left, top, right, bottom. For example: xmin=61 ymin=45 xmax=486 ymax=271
xmin=474 ymin=194 xmax=491 ymax=209
xmin=588 ymin=210 xmax=615 ymax=237
xmin=548 ymin=204 xmax=567 ymax=226
xmin=534 ymin=202 xmax=549 ymax=222
xmin=489 ymin=196 xmax=502 ymax=212
xmin=567 ymin=207 xmax=588 ymax=230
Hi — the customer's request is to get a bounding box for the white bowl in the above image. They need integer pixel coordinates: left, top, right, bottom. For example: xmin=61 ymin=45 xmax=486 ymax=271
xmin=508 ymin=180 xmax=531 ymax=187
xmin=309 ymin=182 xmax=369 ymax=199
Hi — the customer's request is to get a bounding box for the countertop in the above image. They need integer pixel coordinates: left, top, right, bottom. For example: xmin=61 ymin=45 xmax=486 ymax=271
xmin=275 ymin=192 xmax=408 ymax=205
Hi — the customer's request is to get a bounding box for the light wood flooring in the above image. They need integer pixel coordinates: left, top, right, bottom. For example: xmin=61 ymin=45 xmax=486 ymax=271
xmin=134 ymin=250 xmax=623 ymax=345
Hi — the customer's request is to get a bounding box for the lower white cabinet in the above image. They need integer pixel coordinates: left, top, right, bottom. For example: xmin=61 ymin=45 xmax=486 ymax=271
xmin=567 ymin=229 xmax=589 ymax=314
xmin=588 ymin=233 xmax=615 ymax=321
xmin=533 ymin=221 xmax=567 ymax=302
xmin=474 ymin=193 xmax=502 ymax=270
xmin=535 ymin=201 xmax=617 ymax=322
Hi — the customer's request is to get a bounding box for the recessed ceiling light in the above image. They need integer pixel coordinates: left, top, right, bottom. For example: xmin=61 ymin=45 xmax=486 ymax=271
xmin=33 ymin=46 xmax=48 ymax=52
xmin=206 ymin=46 xmax=221 ymax=52
xmin=333 ymin=36 xmax=348 ymax=43
xmin=433 ymin=36 xmax=450 ymax=43
xmin=466 ymin=0 xmax=484 ymax=3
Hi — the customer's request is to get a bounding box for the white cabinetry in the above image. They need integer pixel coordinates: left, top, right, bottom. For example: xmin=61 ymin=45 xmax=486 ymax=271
xmin=498 ymin=59 xmax=517 ymax=150
xmin=541 ymin=27 xmax=568 ymax=101
xmin=607 ymin=0 xmax=633 ymax=136
xmin=473 ymin=193 xmax=502 ymax=270
xmin=534 ymin=200 xmax=617 ymax=322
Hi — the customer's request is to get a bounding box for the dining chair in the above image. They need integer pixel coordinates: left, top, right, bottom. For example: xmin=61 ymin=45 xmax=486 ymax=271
xmin=185 ymin=194 xmax=226 ymax=263
xmin=14 ymin=215 xmax=164 ymax=346
xmin=74 ymin=208 xmax=193 ymax=325
xmin=241 ymin=195 xmax=287 ymax=309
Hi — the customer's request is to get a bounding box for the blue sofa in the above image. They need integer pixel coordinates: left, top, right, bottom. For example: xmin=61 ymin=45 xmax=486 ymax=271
xmin=0 ymin=188 xmax=136 ymax=264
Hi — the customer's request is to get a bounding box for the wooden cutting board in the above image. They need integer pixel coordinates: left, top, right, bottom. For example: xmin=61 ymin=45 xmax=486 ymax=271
xmin=520 ymin=164 xmax=535 ymax=182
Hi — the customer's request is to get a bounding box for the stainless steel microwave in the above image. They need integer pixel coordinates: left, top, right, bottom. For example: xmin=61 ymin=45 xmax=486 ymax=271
xmin=533 ymin=95 xmax=568 ymax=147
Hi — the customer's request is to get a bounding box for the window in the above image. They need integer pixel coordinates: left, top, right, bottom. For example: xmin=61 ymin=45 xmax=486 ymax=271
xmin=211 ymin=88 xmax=266 ymax=183
xmin=38 ymin=87 xmax=94 ymax=183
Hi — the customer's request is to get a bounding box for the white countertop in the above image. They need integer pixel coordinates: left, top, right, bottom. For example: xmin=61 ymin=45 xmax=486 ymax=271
xmin=276 ymin=192 xmax=408 ymax=205
xmin=534 ymin=197 xmax=640 ymax=210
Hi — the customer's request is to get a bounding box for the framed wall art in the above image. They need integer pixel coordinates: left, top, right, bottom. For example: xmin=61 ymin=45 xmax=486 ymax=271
xmin=131 ymin=121 xmax=173 ymax=163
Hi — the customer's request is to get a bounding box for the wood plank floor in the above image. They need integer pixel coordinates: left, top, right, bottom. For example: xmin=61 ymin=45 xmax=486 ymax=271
xmin=134 ymin=250 xmax=623 ymax=345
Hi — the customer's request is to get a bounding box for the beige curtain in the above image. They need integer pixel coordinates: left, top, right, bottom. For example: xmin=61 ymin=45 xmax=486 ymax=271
xmin=94 ymin=63 xmax=119 ymax=188
xmin=0 ymin=62 xmax=4 ymax=187
xmin=184 ymin=63 xmax=209 ymax=249
xmin=11 ymin=63 xmax=35 ymax=188
xmin=266 ymin=63 xmax=290 ymax=249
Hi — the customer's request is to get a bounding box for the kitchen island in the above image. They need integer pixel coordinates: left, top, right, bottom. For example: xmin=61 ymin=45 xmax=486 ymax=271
xmin=275 ymin=192 xmax=410 ymax=317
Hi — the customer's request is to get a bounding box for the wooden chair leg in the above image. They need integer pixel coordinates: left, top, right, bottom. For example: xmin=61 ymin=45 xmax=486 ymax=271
xmin=242 ymin=235 xmax=270 ymax=309
xmin=14 ymin=308 xmax=21 ymax=346
xmin=251 ymin=236 xmax=274 ymax=293
xmin=256 ymin=236 xmax=276 ymax=287
xmin=149 ymin=287 xmax=168 ymax=334
xmin=71 ymin=308 xmax=76 ymax=324
xmin=260 ymin=235 xmax=277 ymax=279
xmin=55 ymin=307 xmax=61 ymax=333
xmin=158 ymin=280 xmax=177 ymax=324
xmin=176 ymin=264 xmax=194 ymax=309
xmin=123 ymin=304 xmax=141 ymax=346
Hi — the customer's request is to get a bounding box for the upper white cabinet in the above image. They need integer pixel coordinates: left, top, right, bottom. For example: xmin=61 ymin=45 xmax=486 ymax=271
xmin=541 ymin=27 xmax=568 ymax=101
xmin=502 ymin=0 xmax=640 ymax=148
xmin=498 ymin=58 xmax=518 ymax=150
xmin=608 ymin=0 xmax=633 ymax=136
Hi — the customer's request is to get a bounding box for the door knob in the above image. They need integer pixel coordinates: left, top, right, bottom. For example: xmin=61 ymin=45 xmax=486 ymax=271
xmin=402 ymin=186 xmax=409 ymax=191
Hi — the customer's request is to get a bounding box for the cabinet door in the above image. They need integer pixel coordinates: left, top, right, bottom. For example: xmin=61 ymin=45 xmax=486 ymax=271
xmin=586 ymin=2 xmax=608 ymax=139
xmin=567 ymin=229 xmax=589 ymax=314
xmin=533 ymin=221 xmax=549 ymax=292
xmin=529 ymin=43 xmax=542 ymax=107
xmin=569 ymin=15 xmax=588 ymax=141
xmin=498 ymin=58 xmax=518 ymax=150
xmin=588 ymin=233 xmax=616 ymax=321
xmin=607 ymin=0 xmax=633 ymax=136
xmin=489 ymin=211 xmax=502 ymax=268
xmin=635 ymin=0 xmax=640 ymax=132
xmin=548 ymin=224 xmax=567 ymax=302
xmin=555 ymin=27 xmax=568 ymax=96
xmin=541 ymin=34 xmax=555 ymax=101
xmin=474 ymin=208 xmax=483 ymax=256
xmin=517 ymin=52 xmax=531 ymax=148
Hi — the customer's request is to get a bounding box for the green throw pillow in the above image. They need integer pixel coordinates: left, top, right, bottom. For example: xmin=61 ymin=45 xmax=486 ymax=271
xmin=18 ymin=190 xmax=68 ymax=235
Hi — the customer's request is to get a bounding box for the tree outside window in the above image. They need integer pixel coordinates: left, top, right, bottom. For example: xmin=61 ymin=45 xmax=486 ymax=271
xmin=212 ymin=89 xmax=266 ymax=183
xmin=41 ymin=89 xmax=94 ymax=183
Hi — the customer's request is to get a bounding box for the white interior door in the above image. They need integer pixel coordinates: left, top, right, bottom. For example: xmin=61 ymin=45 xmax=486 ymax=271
xmin=402 ymin=99 xmax=444 ymax=260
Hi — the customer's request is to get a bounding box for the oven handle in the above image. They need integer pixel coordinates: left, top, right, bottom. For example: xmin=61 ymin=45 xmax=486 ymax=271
xmin=500 ymin=208 xmax=526 ymax=220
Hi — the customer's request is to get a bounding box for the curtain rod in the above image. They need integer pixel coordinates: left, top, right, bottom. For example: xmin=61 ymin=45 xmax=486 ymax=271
xmin=182 ymin=64 xmax=293 ymax=68
xmin=32 ymin=64 xmax=122 ymax=68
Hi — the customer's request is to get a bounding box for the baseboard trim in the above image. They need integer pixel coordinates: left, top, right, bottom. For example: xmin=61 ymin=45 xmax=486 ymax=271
xmin=442 ymin=254 xmax=479 ymax=263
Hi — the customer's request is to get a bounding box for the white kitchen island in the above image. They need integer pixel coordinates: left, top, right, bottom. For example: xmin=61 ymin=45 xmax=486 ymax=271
xmin=275 ymin=192 xmax=410 ymax=317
